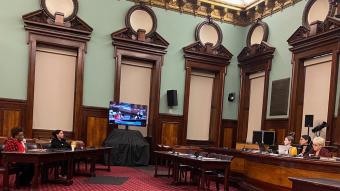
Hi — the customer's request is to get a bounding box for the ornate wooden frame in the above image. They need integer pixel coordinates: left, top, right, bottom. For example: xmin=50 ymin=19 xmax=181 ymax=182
xmin=111 ymin=4 xmax=169 ymax=142
xmin=182 ymin=19 xmax=232 ymax=147
xmin=246 ymin=19 xmax=269 ymax=47
xmin=22 ymin=8 xmax=92 ymax=139
xmin=301 ymin=0 xmax=332 ymax=29
xmin=195 ymin=17 xmax=223 ymax=49
xmin=41 ymin=0 xmax=79 ymax=22
xmin=125 ymin=4 xmax=158 ymax=37
xmin=236 ymin=39 xmax=275 ymax=143
xmin=287 ymin=0 xmax=340 ymax=145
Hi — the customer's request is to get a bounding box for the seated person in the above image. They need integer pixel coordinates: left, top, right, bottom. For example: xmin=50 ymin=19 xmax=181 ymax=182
xmin=284 ymin=135 xmax=294 ymax=147
xmin=298 ymin=135 xmax=312 ymax=156
xmin=4 ymin=127 xmax=34 ymax=186
xmin=50 ymin=130 xmax=70 ymax=179
xmin=51 ymin=130 xmax=70 ymax=150
xmin=310 ymin=137 xmax=332 ymax=158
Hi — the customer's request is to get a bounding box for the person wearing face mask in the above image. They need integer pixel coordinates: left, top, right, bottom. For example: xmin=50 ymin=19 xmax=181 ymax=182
xmin=4 ymin=127 xmax=34 ymax=187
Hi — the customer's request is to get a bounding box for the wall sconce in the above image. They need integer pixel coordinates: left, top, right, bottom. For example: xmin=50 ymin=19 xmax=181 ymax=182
xmin=228 ymin=93 xmax=235 ymax=102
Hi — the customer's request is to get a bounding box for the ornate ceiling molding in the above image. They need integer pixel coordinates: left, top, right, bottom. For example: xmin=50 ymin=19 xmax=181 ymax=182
xmin=130 ymin=0 xmax=303 ymax=26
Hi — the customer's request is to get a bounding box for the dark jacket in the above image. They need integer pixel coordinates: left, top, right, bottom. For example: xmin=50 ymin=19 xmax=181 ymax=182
xmin=299 ymin=144 xmax=312 ymax=156
xmin=51 ymin=138 xmax=71 ymax=149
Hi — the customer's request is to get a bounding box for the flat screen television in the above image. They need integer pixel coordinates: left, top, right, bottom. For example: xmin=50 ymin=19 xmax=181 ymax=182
xmin=108 ymin=102 xmax=147 ymax=127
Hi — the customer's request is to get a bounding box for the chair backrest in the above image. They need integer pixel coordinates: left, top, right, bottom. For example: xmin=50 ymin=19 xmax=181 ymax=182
xmin=173 ymin=145 xmax=202 ymax=153
xmin=323 ymin=146 xmax=338 ymax=157
xmin=70 ymin=140 xmax=85 ymax=148
xmin=40 ymin=143 xmax=51 ymax=149
xmin=199 ymin=152 xmax=208 ymax=157
xmin=155 ymin=144 xmax=172 ymax=151
xmin=208 ymin=152 xmax=218 ymax=158
xmin=219 ymin=154 xmax=234 ymax=161
xmin=25 ymin=139 xmax=36 ymax=143
xmin=0 ymin=137 xmax=8 ymax=145
xmin=26 ymin=143 xmax=39 ymax=150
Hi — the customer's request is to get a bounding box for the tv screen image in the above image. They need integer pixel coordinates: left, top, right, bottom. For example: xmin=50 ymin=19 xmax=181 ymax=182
xmin=109 ymin=102 xmax=147 ymax=127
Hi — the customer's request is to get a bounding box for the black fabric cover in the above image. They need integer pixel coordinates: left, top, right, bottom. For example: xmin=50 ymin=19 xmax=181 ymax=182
xmin=103 ymin=129 xmax=149 ymax=166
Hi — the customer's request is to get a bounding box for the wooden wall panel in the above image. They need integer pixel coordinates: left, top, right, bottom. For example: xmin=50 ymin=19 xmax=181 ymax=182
xmin=2 ymin=111 xmax=21 ymax=137
xmin=161 ymin=122 xmax=180 ymax=146
xmin=86 ymin=116 xmax=108 ymax=147
xmin=82 ymin=106 xmax=108 ymax=147
xmin=263 ymin=118 xmax=288 ymax=144
xmin=223 ymin=128 xmax=233 ymax=148
xmin=0 ymin=98 xmax=26 ymax=137
xmin=333 ymin=117 xmax=340 ymax=147
xmin=221 ymin=119 xmax=237 ymax=148
xmin=32 ymin=129 xmax=73 ymax=140
xmin=157 ymin=114 xmax=184 ymax=146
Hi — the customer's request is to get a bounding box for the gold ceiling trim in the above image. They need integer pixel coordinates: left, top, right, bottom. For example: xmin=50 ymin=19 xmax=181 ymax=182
xmin=130 ymin=0 xmax=303 ymax=26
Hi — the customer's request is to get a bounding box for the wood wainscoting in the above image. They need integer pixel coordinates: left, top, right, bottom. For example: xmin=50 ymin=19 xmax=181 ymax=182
xmin=221 ymin=119 xmax=237 ymax=149
xmin=263 ymin=118 xmax=288 ymax=144
xmin=32 ymin=129 xmax=73 ymax=140
xmin=157 ymin=113 xmax=184 ymax=146
xmin=82 ymin=106 xmax=108 ymax=147
xmin=0 ymin=98 xmax=27 ymax=137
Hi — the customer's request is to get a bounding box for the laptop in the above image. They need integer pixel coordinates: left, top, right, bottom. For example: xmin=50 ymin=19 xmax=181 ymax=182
xmin=278 ymin=145 xmax=290 ymax=155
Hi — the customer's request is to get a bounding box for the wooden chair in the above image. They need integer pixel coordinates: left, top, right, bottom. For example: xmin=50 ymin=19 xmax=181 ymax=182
xmin=204 ymin=154 xmax=234 ymax=191
xmin=323 ymin=146 xmax=338 ymax=157
xmin=0 ymin=144 xmax=24 ymax=188
xmin=155 ymin=144 xmax=173 ymax=177
xmin=70 ymin=140 xmax=90 ymax=174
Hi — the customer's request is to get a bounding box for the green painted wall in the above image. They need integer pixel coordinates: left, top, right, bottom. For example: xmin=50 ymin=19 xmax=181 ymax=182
xmin=2 ymin=0 xmax=336 ymax=121
xmin=79 ymin=0 xmax=246 ymax=119
xmin=0 ymin=0 xmax=244 ymax=119
xmin=0 ymin=0 xmax=38 ymax=100
xmin=262 ymin=0 xmax=307 ymax=118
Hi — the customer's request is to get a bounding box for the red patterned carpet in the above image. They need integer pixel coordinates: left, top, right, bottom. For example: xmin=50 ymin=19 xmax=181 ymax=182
xmin=1 ymin=165 xmax=238 ymax=191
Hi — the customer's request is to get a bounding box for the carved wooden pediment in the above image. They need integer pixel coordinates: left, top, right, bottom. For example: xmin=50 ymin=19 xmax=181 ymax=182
xmin=238 ymin=41 xmax=275 ymax=63
xmin=111 ymin=28 xmax=169 ymax=53
xmin=22 ymin=10 xmax=92 ymax=41
xmin=183 ymin=41 xmax=232 ymax=64
xmin=288 ymin=17 xmax=340 ymax=48
xmin=287 ymin=26 xmax=310 ymax=45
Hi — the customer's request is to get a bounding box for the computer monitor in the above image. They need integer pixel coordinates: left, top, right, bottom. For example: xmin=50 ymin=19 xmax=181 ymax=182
xmin=263 ymin=131 xmax=275 ymax=145
xmin=252 ymin=130 xmax=276 ymax=145
xmin=252 ymin=131 xmax=263 ymax=144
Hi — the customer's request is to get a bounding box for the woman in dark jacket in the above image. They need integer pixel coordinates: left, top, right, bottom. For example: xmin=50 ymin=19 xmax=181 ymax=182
xmin=51 ymin=130 xmax=70 ymax=178
xmin=51 ymin=130 xmax=71 ymax=150
xmin=298 ymin=135 xmax=312 ymax=156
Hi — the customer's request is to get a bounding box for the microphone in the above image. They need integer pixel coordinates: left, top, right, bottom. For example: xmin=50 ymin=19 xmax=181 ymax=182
xmin=312 ymin=121 xmax=327 ymax=133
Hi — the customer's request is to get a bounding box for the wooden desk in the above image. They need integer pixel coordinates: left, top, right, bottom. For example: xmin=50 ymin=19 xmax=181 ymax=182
xmin=289 ymin=177 xmax=340 ymax=191
xmin=205 ymin=148 xmax=340 ymax=191
xmin=2 ymin=147 xmax=112 ymax=190
xmin=2 ymin=150 xmax=73 ymax=191
xmin=154 ymin=151 xmax=232 ymax=191
xmin=94 ymin=146 xmax=112 ymax=172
